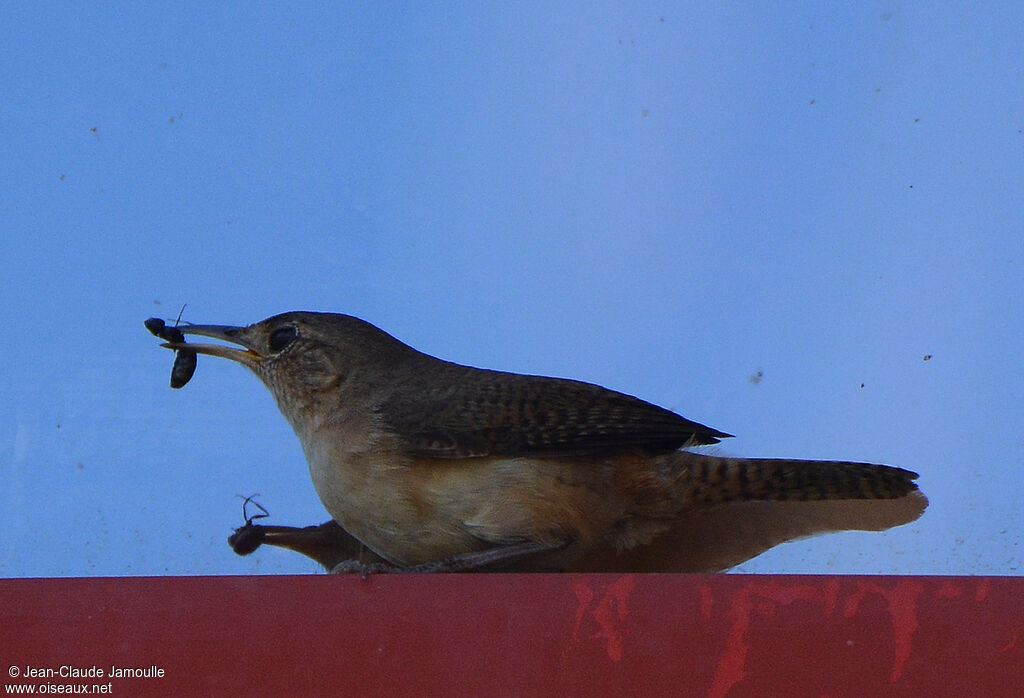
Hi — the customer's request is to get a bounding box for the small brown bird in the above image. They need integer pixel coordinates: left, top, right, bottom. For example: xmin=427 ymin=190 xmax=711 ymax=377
xmin=152 ymin=312 xmax=927 ymax=573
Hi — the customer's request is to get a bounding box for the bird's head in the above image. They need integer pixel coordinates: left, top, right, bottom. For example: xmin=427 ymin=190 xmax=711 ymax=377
xmin=157 ymin=311 xmax=422 ymax=427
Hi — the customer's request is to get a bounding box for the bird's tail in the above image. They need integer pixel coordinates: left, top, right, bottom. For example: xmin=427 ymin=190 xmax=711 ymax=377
xmin=571 ymin=452 xmax=927 ymax=573
xmin=673 ymin=452 xmax=921 ymax=507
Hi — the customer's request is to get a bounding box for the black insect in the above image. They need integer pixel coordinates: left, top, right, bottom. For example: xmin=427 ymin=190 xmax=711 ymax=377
xmin=229 ymin=495 xmax=270 ymax=556
xmin=145 ymin=307 xmax=196 ymax=388
xmin=170 ymin=349 xmax=197 ymax=389
xmin=143 ymin=317 xmax=166 ymax=336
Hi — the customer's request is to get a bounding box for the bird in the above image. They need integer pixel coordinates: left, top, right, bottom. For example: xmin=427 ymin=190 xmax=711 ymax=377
xmin=150 ymin=311 xmax=927 ymax=573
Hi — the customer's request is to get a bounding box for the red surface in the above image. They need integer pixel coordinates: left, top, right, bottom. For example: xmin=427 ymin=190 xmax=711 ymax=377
xmin=2 ymin=575 xmax=1022 ymax=697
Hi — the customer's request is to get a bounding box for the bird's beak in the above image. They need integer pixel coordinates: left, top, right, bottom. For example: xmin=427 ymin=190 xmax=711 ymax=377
xmin=161 ymin=324 xmax=262 ymax=368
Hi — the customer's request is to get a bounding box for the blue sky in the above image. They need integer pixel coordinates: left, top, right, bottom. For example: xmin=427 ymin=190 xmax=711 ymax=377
xmin=1 ymin=3 xmax=1021 ymax=576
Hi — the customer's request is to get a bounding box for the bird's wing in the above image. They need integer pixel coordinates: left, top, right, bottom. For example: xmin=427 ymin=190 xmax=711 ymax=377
xmin=380 ymin=366 xmax=730 ymax=459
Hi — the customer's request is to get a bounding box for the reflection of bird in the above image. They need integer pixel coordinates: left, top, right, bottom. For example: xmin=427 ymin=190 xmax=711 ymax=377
xmin=154 ymin=311 xmax=927 ymax=573
xmin=230 ymin=519 xmax=378 ymax=570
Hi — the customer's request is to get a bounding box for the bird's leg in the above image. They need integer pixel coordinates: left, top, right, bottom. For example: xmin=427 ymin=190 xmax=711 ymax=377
xmin=329 ymin=540 xmax=570 ymax=575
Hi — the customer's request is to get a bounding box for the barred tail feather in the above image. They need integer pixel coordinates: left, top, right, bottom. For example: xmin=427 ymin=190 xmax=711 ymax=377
xmin=677 ymin=454 xmax=921 ymax=507
xmin=571 ymin=453 xmax=927 ymax=573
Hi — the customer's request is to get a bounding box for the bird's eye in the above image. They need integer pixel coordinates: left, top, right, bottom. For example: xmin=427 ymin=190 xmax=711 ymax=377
xmin=268 ymin=326 xmax=298 ymax=352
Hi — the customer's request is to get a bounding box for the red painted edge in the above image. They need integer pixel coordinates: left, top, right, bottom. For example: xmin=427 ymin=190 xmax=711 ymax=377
xmin=2 ymin=575 xmax=1022 ymax=696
